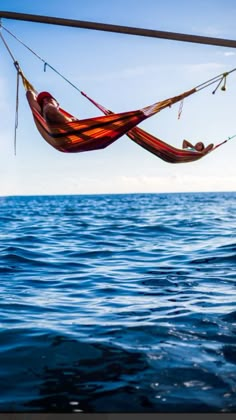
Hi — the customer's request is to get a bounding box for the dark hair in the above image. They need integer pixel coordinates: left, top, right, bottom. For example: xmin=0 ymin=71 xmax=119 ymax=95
xmin=195 ymin=142 xmax=204 ymax=151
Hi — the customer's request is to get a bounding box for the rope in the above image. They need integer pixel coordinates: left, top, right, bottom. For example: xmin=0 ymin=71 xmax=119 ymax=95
xmin=195 ymin=71 xmax=233 ymax=94
xmin=213 ymin=133 xmax=236 ymax=149
xmin=2 ymin=23 xmax=236 ymax=98
xmin=14 ymin=69 xmax=19 ymax=155
xmin=1 ymin=24 xmax=83 ymax=95
xmin=0 ymin=29 xmax=22 ymax=155
xmin=1 ymin=23 xmax=236 ymax=153
xmin=0 ymin=28 xmax=16 ymax=62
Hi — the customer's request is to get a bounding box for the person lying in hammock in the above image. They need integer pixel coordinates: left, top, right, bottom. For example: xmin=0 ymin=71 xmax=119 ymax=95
xmin=182 ymin=139 xmax=214 ymax=153
xmin=26 ymin=90 xmax=75 ymax=124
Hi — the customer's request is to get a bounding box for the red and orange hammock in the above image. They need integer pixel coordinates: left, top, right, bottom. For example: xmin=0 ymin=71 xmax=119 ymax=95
xmin=20 ymin=70 xmax=231 ymax=163
xmin=0 ymin=25 xmax=234 ymax=163
xmin=20 ymin=71 xmax=197 ymax=155
xmin=81 ymin=91 xmax=229 ymax=164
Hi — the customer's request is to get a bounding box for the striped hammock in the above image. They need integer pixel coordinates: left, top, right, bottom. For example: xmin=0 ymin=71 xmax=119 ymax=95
xmin=81 ymin=92 xmax=223 ymax=164
xmin=21 ymin=72 xmax=196 ymax=154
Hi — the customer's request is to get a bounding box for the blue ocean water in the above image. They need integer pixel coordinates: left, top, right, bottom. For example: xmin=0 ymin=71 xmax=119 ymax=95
xmin=0 ymin=191 xmax=236 ymax=413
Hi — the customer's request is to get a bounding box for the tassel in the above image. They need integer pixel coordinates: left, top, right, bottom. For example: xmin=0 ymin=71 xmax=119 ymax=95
xmin=221 ymin=76 xmax=227 ymax=91
xmin=178 ymin=99 xmax=184 ymax=119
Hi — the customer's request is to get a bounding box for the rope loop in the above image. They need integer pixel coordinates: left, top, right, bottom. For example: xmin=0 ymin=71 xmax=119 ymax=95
xmin=14 ymin=60 xmax=20 ymax=71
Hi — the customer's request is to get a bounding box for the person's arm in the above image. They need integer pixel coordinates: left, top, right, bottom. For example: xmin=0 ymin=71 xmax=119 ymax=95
xmin=44 ymin=104 xmax=73 ymax=124
xmin=26 ymin=90 xmax=41 ymax=113
xmin=203 ymin=143 xmax=214 ymax=153
xmin=182 ymin=139 xmax=194 ymax=149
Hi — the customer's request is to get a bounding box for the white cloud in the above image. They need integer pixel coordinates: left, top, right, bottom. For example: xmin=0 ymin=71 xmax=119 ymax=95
xmin=224 ymin=51 xmax=236 ymax=57
xmin=1 ymin=173 xmax=235 ymax=197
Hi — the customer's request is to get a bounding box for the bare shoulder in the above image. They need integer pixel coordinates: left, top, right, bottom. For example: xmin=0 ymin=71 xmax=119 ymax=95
xmin=26 ymin=90 xmax=41 ymax=113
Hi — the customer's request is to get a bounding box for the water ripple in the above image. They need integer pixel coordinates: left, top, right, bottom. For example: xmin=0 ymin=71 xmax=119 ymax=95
xmin=0 ymin=192 xmax=236 ymax=412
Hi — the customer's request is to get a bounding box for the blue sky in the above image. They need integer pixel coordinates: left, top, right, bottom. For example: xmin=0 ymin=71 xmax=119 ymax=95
xmin=0 ymin=0 xmax=236 ymax=195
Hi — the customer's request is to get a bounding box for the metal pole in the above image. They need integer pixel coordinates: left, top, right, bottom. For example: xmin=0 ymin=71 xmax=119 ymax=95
xmin=0 ymin=10 xmax=236 ymax=48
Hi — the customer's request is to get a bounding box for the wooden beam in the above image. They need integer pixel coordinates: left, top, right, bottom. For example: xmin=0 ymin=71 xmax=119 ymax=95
xmin=1 ymin=11 xmax=236 ymax=48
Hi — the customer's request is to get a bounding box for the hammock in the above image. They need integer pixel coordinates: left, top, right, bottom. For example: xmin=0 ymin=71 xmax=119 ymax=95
xmin=81 ymin=92 xmax=229 ymax=164
xmin=20 ymin=71 xmax=196 ymax=154
xmin=0 ymin=26 xmax=234 ymax=158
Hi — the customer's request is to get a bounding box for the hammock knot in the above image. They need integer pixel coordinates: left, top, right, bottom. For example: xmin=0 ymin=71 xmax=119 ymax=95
xmin=221 ymin=73 xmax=228 ymax=91
xmin=212 ymin=72 xmax=229 ymax=94
xmin=14 ymin=61 xmax=20 ymax=71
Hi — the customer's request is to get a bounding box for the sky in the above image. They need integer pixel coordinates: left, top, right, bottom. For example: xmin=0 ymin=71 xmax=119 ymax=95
xmin=0 ymin=0 xmax=236 ymax=196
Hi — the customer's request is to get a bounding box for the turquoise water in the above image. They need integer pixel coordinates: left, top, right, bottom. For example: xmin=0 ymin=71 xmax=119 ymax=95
xmin=0 ymin=192 xmax=236 ymax=412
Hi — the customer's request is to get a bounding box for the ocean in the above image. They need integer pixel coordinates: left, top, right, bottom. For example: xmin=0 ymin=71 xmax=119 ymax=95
xmin=0 ymin=191 xmax=236 ymax=413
